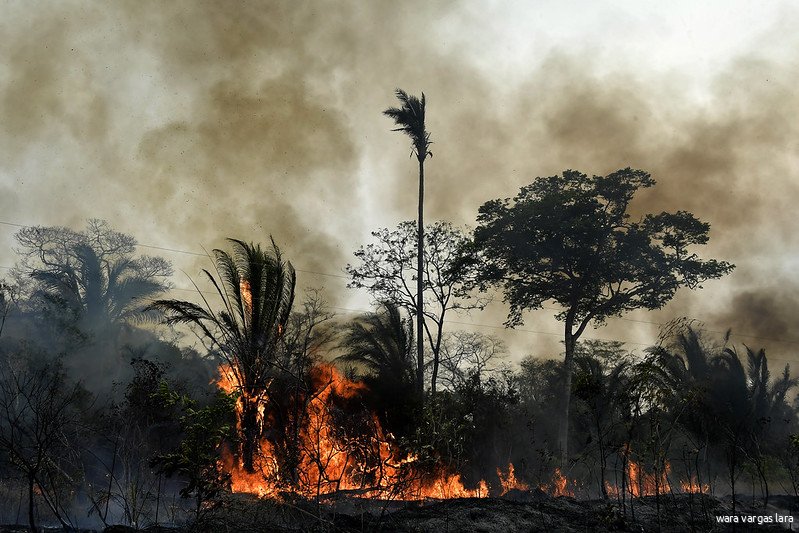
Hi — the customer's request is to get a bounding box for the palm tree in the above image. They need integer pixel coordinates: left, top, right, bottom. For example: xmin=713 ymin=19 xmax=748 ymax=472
xmin=340 ymin=302 xmax=415 ymax=387
xmin=31 ymin=243 xmax=169 ymax=330
xmin=338 ymin=302 xmax=418 ymax=439
xmin=384 ymin=89 xmax=432 ymax=397
xmin=149 ymin=238 xmax=295 ymax=473
xmin=650 ymin=328 xmax=798 ymax=508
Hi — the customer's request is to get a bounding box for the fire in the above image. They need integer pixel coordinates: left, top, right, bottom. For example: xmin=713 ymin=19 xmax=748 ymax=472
xmin=539 ymin=467 xmax=575 ymax=497
xmin=240 ymin=280 xmax=252 ymax=314
xmin=497 ymin=463 xmax=528 ymax=495
xmin=605 ymin=460 xmax=711 ymax=497
xmin=216 ymin=363 xmax=238 ymax=395
xmin=605 ymin=458 xmax=671 ymax=497
xmin=216 ymin=361 xmax=493 ymax=500
xmin=679 ymin=475 xmax=709 ymax=494
xmin=412 ymin=473 xmax=489 ymax=499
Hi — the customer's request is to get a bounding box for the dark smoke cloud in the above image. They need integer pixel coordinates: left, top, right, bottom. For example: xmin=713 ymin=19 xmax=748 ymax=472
xmin=1 ymin=2 xmax=798 ymax=358
xmin=719 ymin=285 xmax=799 ymax=345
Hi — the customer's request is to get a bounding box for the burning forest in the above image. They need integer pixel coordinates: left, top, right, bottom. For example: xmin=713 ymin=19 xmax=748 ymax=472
xmin=2 ymin=3 xmax=799 ymax=531
xmin=0 ymin=212 xmax=797 ymax=532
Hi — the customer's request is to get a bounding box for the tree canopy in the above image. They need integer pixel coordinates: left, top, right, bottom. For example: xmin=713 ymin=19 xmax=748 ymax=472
xmin=347 ymin=221 xmax=487 ymax=392
xmin=14 ymin=219 xmax=172 ymax=330
xmin=472 ymin=168 xmax=734 ymax=328
xmin=470 ymin=168 xmax=734 ymax=464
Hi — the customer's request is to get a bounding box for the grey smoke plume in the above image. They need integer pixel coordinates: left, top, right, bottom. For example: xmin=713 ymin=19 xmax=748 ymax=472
xmin=1 ymin=2 xmax=797 ymax=358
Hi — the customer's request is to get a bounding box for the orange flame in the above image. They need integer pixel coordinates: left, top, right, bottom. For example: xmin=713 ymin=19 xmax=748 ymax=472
xmin=497 ymin=463 xmax=528 ymax=495
xmin=679 ymin=475 xmax=709 ymax=494
xmin=216 ymin=362 xmax=492 ymax=500
xmin=539 ymin=467 xmax=575 ymax=497
xmin=240 ymin=280 xmax=252 ymax=314
xmin=605 ymin=458 xmax=671 ymax=497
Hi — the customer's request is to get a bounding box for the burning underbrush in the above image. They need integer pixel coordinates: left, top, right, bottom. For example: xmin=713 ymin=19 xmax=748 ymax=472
xmin=214 ymin=362 xmax=711 ymax=504
xmin=216 ymin=362 xmax=502 ymax=500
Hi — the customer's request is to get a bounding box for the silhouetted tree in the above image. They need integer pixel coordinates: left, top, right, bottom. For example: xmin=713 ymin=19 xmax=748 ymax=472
xmin=150 ymin=385 xmax=236 ymax=522
xmin=437 ymin=331 xmax=506 ymax=392
xmin=384 ymin=89 xmax=432 ymax=397
xmin=14 ymin=219 xmax=172 ymax=333
xmin=717 ymin=344 xmax=797 ymax=506
xmin=648 ymin=326 xmax=798 ymax=508
xmin=85 ymin=358 xmax=184 ymax=528
xmin=0 ymin=356 xmax=90 ymax=533
xmin=0 ymin=281 xmax=11 ymax=338
xmin=572 ymin=341 xmax=631 ymax=498
xmin=339 ymin=302 xmax=418 ymax=439
xmin=470 ymin=168 xmax=734 ymax=465
xmin=347 ymin=221 xmax=486 ymax=393
xmin=149 ymin=238 xmax=295 ymax=473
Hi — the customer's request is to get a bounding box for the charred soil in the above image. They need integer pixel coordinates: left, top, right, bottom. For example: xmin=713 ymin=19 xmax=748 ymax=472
xmin=190 ymin=492 xmax=798 ymax=532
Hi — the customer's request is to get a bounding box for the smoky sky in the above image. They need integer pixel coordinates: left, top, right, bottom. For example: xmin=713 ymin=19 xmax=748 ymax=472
xmin=1 ymin=1 xmax=798 ymax=360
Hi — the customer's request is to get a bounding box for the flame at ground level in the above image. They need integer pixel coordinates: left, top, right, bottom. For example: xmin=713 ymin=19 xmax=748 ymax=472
xmin=497 ymin=463 xmax=528 ymax=495
xmin=539 ymin=467 xmax=575 ymax=497
xmin=680 ymin=475 xmax=710 ymax=494
xmin=216 ymin=362 xmax=504 ymax=500
xmin=216 ymin=366 xmax=707 ymax=501
xmin=605 ymin=457 xmax=709 ymax=497
xmin=606 ymin=459 xmax=670 ymax=498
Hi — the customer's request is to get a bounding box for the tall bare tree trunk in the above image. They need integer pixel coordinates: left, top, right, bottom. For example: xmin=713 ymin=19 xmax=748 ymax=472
xmin=416 ymin=158 xmax=425 ymax=398
xmin=430 ymin=313 xmax=444 ymax=395
xmin=559 ymin=325 xmax=576 ymax=467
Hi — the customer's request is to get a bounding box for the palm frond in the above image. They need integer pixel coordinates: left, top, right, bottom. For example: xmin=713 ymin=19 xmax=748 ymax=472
xmin=383 ymin=88 xmax=431 ymax=159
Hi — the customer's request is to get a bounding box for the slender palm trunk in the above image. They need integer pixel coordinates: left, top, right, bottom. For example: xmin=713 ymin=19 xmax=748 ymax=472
xmin=416 ymin=158 xmax=425 ymax=397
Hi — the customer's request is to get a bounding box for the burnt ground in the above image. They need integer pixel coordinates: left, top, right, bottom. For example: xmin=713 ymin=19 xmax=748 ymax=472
xmin=193 ymin=491 xmax=799 ymax=532
xmin=2 ymin=493 xmax=797 ymax=533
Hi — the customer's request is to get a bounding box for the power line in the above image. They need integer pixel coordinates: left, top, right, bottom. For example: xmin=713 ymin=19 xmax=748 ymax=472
xmin=1 ymin=221 xmax=350 ymax=280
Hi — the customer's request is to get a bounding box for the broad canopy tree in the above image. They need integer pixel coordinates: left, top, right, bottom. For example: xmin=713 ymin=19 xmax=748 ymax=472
xmin=468 ymin=168 xmax=734 ymax=465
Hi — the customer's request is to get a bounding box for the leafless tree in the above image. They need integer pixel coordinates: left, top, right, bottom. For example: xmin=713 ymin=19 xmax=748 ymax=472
xmin=0 ymin=356 xmax=90 ymax=533
xmin=436 ymin=331 xmax=507 ymax=391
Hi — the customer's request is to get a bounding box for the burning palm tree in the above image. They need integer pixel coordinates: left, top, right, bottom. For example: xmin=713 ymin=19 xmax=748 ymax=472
xmin=149 ymin=238 xmax=295 ymax=473
xmin=383 ymin=89 xmax=432 ymax=396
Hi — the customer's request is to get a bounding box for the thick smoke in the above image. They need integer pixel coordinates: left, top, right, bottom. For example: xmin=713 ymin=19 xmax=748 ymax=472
xmin=1 ymin=2 xmax=798 ymax=358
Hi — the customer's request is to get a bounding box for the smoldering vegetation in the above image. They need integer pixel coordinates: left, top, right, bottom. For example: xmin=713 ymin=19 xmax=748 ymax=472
xmin=0 ymin=214 xmax=796 ymax=532
xmin=1 ymin=2 xmax=799 ymax=531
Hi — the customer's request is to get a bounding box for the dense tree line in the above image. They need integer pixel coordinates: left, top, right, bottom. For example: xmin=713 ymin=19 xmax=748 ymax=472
xmin=0 ymin=160 xmax=792 ymax=531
